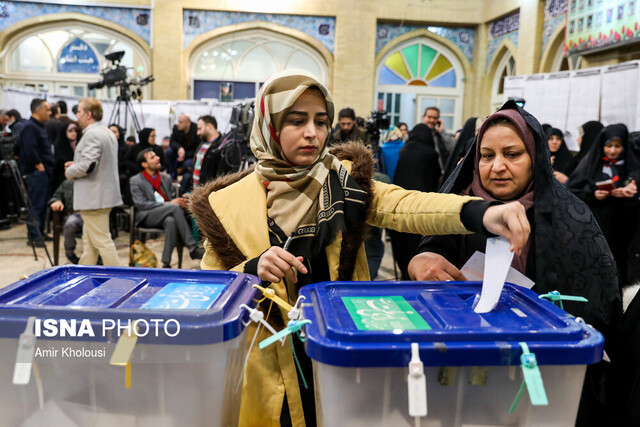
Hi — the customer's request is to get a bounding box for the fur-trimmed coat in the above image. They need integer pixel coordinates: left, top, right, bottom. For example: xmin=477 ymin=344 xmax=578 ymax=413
xmin=189 ymin=141 xmax=479 ymax=427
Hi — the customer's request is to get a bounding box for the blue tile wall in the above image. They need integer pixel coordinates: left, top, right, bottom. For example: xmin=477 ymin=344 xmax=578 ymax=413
xmin=0 ymin=1 xmax=150 ymax=44
xmin=486 ymin=12 xmax=519 ymax=71
xmin=183 ymin=10 xmax=335 ymax=52
xmin=541 ymin=0 xmax=567 ymax=58
xmin=376 ymin=23 xmax=475 ymax=63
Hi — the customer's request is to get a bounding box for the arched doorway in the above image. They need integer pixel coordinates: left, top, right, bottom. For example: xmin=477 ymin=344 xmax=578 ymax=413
xmin=540 ymin=23 xmax=582 ymax=73
xmin=3 ymin=21 xmax=150 ymax=99
xmin=374 ymin=37 xmax=465 ymax=132
xmin=188 ymin=28 xmax=329 ymax=101
xmin=491 ymin=50 xmax=516 ymax=111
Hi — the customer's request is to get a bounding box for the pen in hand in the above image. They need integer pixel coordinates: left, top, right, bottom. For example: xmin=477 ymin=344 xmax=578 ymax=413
xmin=283 ymin=232 xmax=294 ymax=252
xmin=283 ymin=232 xmax=299 ymax=276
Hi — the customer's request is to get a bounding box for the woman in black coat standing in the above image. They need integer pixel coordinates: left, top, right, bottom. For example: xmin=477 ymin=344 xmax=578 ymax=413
xmin=568 ymin=124 xmax=640 ymax=288
xmin=546 ymin=127 xmax=573 ymax=183
xmin=441 ymin=117 xmax=480 ymax=185
xmin=52 ymin=122 xmax=81 ymax=193
xmin=564 ymin=120 xmax=604 ymax=179
xmin=409 ymin=101 xmax=621 ymax=426
xmin=389 ymin=123 xmax=442 ymax=279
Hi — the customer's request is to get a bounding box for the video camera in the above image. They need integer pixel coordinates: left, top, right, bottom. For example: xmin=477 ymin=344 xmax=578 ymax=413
xmin=229 ymin=102 xmax=255 ymax=143
xmin=227 ymin=102 xmax=256 ymax=171
xmin=364 ymin=110 xmax=391 ymax=145
xmin=0 ymin=134 xmax=15 ymax=162
xmin=87 ymin=51 xmax=154 ymax=99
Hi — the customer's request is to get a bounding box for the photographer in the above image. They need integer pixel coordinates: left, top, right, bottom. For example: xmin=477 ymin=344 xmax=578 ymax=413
xmin=332 ymin=107 xmax=366 ymax=144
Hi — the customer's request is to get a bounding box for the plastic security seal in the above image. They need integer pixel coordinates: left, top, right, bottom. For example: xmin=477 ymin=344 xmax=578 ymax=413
xmin=539 ymin=290 xmax=588 ymax=310
xmin=510 ymin=342 xmax=549 ymax=412
xmin=240 ymin=304 xmax=283 ymax=344
xmin=253 ymin=284 xmax=294 ymax=313
xmin=259 ymin=319 xmax=312 ymax=350
xmin=110 ymin=320 xmax=140 ymax=389
xmin=13 ymin=316 xmax=37 ymax=385
xmin=287 ymin=295 xmax=306 ymax=321
xmin=407 ymin=342 xmax=427 ymax=418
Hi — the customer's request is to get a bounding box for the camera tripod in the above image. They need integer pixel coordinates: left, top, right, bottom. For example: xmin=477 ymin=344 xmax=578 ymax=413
xmin=0 ymin=159 xmax=53 ymax=266
xmin=109 ymin=85 xmax=142 ymax=134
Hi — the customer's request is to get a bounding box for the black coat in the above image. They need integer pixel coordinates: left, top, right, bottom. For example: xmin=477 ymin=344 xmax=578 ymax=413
xmin=390 ymin=123 xmax=441 ymax=279
xmin=546 ymin=127 xmax=573 ymax=174
xmin=170 ymin=122 xmax=198 ymax=160
xmin=610 ymin=289 xmax=640 ymax=426
xmin=441 ymin=117 xmax=477 ymax=184
xmin=52 ymin=123 xmax=81 ymax=193
xmin=565 ymin=121 xmax=603 ymax=177
xmin=420 ymin=101 xmax=621 ymax=348
xmin=568 ymin=124 xmax=640 ymax=287
xmin=420 ymin=101 xmax=622 ymax=426
xmin=193 ymin=133 xmax=240 ymax=186
xmin=17 ymin=117 xmax=55 ymax=175
xmin=393 ymin=124 xmax=441 ymax=191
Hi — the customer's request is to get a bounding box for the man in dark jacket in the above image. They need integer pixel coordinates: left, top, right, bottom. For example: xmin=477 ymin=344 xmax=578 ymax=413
xmin=422 ymin=106 xmax=453 ymax=170
xmin=45 ymin=103 xmax=61 ymax=148
xmin=332 ymin=108 xmax=367 ymax=144
xmin=166 ymin=114 xmax=198 ymax=179
xmin=18 ymin=98 xmax=54 ymax=245
xmin=180 ymin=115 xmax=238 ymax=194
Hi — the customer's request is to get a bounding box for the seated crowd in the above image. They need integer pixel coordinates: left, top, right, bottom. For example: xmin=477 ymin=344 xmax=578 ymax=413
xmin=2 ymin=98 xmax=239 ymax=268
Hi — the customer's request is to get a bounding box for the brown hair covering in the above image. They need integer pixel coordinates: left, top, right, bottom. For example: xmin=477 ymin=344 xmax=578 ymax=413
xmin=465 ymin=108 xmax=536 ymax=273
xmin=468 ymin=108 xmax=536 ymax=211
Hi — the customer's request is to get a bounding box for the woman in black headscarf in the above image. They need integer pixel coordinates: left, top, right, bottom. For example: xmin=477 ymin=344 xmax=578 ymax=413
xmin=108 ymin=123 xmax=126 ymax=152
xmin=409 ymin=101 xmax=621 ymax=426
xmin=568 ymin=124 xmax=639 ymax=287
xmin=123 ymin=127 xmax=166 ymax=176
xmin=52 ymin=122 xmax=81 ymax=193
xmin=441 ymin=117 xmax=481 ymax=184
xmin=546 ymin=127 xmax=574 ymax=183
xmin=389 ymin=123 xmax=441 ymax=279
xmin=564 ymin=121 xmax=604 ymax=178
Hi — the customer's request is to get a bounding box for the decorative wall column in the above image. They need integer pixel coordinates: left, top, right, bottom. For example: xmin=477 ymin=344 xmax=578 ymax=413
xmin=516 ymin=0 xmax=546 ymax=74
xmin=152 ymin=0 xmax=184 ymax=100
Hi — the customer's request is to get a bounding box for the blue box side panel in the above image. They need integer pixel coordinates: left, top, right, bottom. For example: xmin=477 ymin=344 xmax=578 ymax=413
xmin=69 ymin=278 xmax=146 ymax=308
xmin=141 ymin=283 xmax=227 ymax=310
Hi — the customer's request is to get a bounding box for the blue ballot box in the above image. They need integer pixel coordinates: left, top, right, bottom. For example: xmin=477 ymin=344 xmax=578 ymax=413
xmin=0 ymin=265 xmax=259 ymax=427
xmin=300 ymin=281 xmax=603 ymax=427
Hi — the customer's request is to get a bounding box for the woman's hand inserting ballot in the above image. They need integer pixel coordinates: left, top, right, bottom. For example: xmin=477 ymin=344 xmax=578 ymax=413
xmin=482 ymin=202 xmax=531 ymax=256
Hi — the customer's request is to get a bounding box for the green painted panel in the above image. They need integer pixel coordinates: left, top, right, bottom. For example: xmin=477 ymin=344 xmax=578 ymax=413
xmin=385 ymin=52 xmax=411 ymax=80
xmin=401 ymin=44 xmax=419 ymax=78
xmin=342 ymin=296 xmax=431 ymax=331
xmin=420 ymin=45 xmax=438 ymax=79
xmin=426 ymin=54 xmax=452 ymax=81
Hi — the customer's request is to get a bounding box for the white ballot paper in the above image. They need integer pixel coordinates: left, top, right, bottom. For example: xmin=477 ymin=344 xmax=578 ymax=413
xmin=473 ymin=237 xmax=514 ymax=313
xmin=461 ymin=252 xmax=535 ymax=290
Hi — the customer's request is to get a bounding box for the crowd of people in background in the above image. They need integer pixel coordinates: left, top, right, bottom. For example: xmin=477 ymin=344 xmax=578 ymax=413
xmin=1 ymin=95 xmax=638 ymax=289
xmin=0 ymin=70 xmax=639 ymax=425
xmin=0 ymin=97 xmax=241 ymax=267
